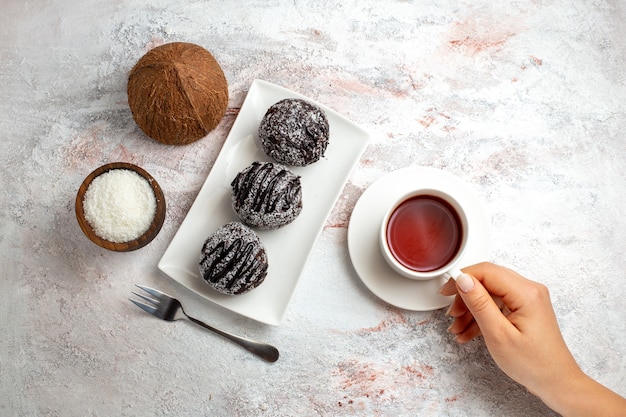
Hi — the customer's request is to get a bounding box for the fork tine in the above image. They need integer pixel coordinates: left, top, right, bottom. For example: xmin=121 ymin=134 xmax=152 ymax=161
xmin=129 ymin=298 xmax=158 ymax=315
xmin=131 ymin=291 xmax=158 ymax=306
xmin=135 ymin=284 xmax=164 ymax=300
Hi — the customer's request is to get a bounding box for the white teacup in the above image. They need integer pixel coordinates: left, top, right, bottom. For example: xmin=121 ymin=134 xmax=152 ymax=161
xmin=379 ymin=188 xmax=469 ymax=281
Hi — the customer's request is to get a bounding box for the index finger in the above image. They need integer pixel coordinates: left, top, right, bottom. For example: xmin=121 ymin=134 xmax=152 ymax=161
xmin=462 ymin=262 xmax=539 ymax=313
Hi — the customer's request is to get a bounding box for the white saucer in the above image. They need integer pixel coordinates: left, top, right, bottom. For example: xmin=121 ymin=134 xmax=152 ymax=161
xmin=348 ymin=167 xmax=491 ymax=311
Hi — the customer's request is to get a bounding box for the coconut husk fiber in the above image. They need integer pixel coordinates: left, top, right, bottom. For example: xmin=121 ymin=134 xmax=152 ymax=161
xmin=127 ymin=42 xmax=228 ymax=145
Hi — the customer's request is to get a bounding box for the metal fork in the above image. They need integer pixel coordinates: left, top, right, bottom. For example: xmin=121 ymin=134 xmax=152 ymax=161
xmin=130 ymin=285 xmax=279 ymax=362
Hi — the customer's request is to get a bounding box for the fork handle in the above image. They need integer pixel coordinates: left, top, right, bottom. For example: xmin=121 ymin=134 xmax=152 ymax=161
xmin=186 ymin=316 xmax=280 ymax=362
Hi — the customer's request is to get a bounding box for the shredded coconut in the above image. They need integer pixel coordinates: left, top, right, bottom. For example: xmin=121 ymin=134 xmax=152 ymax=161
xmin=83 ymin=169 xmax=156 ymax=243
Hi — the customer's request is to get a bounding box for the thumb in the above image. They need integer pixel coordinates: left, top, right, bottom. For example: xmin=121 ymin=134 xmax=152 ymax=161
xmin=455 ymin=273 xmax=508 ymax=335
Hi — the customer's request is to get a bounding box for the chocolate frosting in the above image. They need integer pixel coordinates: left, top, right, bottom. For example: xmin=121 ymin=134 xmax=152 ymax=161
xmin=258 ymin=98 xmax=329 ymax=166
xmin=231 ymin=161 xmax=302 ymax=230
xmin=199 ymin=222 xmax=268 ymax=295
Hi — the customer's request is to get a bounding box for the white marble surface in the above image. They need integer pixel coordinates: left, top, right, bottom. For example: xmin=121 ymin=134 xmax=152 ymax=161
xmin=1 ymin=1 xmax=625 ymax=415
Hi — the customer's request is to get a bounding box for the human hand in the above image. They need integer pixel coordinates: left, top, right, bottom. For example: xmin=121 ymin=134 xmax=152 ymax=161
xmin=440 ymin=263 xmax=580 ymax=407
xmin=440 ymin=262 xmax=626 ymax=417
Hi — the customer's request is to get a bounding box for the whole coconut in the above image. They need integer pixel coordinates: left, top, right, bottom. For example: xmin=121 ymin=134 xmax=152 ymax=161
xmin=127 ymin=42 xmax=228 ymax=145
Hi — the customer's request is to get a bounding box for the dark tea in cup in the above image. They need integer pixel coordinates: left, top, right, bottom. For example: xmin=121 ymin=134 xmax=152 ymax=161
xmin=386 ymin=195 xmax=463 ymax=272
xmin=380 ymin=189 xmax=468 ymax=280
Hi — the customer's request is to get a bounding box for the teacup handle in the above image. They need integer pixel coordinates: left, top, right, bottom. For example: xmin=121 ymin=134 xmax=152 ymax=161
xmin=444 ymin=267 xmax=463 ymax=281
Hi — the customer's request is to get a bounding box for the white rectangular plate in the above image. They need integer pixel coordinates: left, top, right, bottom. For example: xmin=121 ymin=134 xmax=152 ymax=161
xmin=158 ymin=79 xmax=370 ymax=325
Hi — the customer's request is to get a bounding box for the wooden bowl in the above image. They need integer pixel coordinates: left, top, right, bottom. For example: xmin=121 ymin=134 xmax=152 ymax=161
xmin=75 ymin=162 xmax=166 ymax=252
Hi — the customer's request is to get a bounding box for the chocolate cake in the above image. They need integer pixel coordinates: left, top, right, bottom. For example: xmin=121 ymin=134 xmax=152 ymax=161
xmin=231 ymin=161 xmax=302 ymax=230
xmin=199 ymin=222 xmax=268 ymax=295
xmin=258 ymin=98 xmax=329 ymax=166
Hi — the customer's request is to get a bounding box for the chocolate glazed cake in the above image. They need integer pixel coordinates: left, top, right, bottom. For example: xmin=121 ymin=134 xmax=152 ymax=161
xmin=258 ymin=98 xmax=330 ymax=166
xmin=231 ymin=161 xmax=302 ymax=230
xmin=199 ymin=222 xmax=268 ymax=295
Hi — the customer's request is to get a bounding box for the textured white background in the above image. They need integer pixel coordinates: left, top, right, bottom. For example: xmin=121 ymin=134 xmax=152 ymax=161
xmin=1 ymin=1 xmax=625 ymax=416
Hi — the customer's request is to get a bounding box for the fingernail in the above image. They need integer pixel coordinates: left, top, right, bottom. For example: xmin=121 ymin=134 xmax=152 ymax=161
xmin=456 ymin=273 xmax=474 ymax=293
xmin=445 ymin=304 xmax=453 ymax=316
